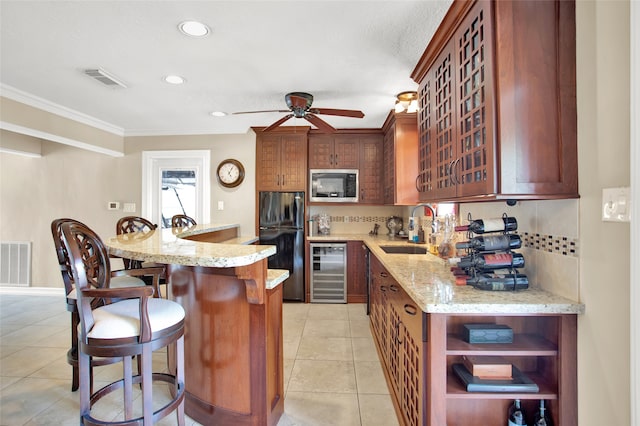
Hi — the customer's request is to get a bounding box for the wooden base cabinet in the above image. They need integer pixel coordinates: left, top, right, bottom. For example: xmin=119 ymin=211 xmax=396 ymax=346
xmin=428 ymin=314 xmax=578 ymax=426
xmin=370 ymin=255 xmax=426 ymax=426
xmin=369 ymin=255 xmax=578 ymax=426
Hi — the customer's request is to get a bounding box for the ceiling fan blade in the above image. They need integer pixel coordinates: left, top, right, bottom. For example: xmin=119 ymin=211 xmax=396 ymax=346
xmin=304 ymin=114 xmax=336 ymax=133
xmin=232 ymin=109 xmax=290 ymax=115
xmin=311 ymin=108 xmax=365 ymax=118
xmin=263 ymin=114 xmax=294 ymax=131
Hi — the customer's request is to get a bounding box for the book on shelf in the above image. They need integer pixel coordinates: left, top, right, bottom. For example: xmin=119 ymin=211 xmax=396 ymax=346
xmin=462 ymin=355 xmax=513 ymax=379
xmin=452 ymin=363 xmax=539 ymax=393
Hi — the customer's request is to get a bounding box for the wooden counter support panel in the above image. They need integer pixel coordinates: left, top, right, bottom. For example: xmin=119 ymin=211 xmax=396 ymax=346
xmin=237 ymin=262 xmax=267 ymax=305
xmin=181 ymin=227 xmax=239 ymax=243
xmin=167 ymin=259 xmax=283 ymax=426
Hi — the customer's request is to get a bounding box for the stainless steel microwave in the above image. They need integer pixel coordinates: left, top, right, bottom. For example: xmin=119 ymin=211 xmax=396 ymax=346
xmin=309 ymin=169 xmax=359 ymax=202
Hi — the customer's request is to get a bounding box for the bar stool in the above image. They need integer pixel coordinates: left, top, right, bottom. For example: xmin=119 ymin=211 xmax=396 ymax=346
xmin=60 ymin=220 xmax=185 ymax=425
xmin=171 ymin=214 xmax=197 ymax=228
xmin=51 ymin=218 xmax=163 ymax=392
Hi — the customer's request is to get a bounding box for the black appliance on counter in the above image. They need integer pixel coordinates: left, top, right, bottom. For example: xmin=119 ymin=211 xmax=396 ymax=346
xmin=258 ymin=191 xmax=305 ymax=301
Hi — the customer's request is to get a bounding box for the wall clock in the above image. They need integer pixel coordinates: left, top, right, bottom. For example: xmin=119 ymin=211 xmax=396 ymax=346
xmin=216 ymin=158 xmax=245 ymax=188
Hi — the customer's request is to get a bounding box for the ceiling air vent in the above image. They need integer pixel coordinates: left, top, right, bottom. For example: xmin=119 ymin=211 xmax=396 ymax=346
xmin=83 ymin=68 xmax=127 ymax=88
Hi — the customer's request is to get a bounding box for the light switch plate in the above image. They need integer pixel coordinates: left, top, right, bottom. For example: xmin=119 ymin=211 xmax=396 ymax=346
xmin=107 ymin=201 xmax=119 ymax=210
xmin=602 ymin=187 xmax=631 ymax=222
xmin=123 ymin=202 xmax=136 ymax=213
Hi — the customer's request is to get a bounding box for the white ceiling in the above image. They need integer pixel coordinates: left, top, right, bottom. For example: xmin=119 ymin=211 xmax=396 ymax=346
xmin=0 ymin=1 xmax=452 ymax=136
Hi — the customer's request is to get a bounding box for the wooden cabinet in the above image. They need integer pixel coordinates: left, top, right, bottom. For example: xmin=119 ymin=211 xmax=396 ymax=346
xmin=382 ymin=111 xmax=420 ymax=205
xmin=308 ymin=130 xmax=384 ymax=204
xmin=427 ymin=313 xmax=577 ymax=426
xmin=346 ymin=241 xmax=367 ymax=303
xmin=412 ymin=0 xmax=578 ymax=202
xmin=370 ymin=255 xmax=426 ymax=426
xmin=369 ymin=252 xmax=578 ymax=426
xmin=358 ymin=134 xmax=384 ymax=204
xmin=308 ymin=134 xmax=359 ymax=169
xmin=255 ymin=128 xmax=308 ymax=191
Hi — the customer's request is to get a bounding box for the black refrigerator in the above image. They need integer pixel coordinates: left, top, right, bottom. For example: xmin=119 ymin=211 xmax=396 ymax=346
xmin=258 ymin=191 xmax=305 ymax=301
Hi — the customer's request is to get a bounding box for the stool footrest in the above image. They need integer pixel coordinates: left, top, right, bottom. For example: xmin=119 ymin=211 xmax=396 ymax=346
xmin=83 ymin=373 xmax=185 ymax=426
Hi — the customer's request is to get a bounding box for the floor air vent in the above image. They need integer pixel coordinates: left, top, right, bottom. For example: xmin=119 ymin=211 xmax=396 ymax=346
xmin=83 ymin=68 xmax=127 ymax=88
xmin=0 ymin=242 xmax=31 ymax=286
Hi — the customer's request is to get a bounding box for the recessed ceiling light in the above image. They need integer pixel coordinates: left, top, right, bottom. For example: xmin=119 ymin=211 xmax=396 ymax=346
xmin=164 ymin=75 xmax=185 ymax=85
xmin=210 ymin=111 xmax=227 ymax=117
xmin=179 ymin=21 xmax=210 ymax=37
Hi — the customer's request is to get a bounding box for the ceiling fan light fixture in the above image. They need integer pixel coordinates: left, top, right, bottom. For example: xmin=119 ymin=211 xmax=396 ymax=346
xmin=178 ymin=20 xmax=210 ymax=37
xmin=395 ymin=91 xmax=418 ymax=113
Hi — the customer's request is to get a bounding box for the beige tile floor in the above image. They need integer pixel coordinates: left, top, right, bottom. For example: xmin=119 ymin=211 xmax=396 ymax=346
xmin=0 ymin=293 xmax=399 ymax=426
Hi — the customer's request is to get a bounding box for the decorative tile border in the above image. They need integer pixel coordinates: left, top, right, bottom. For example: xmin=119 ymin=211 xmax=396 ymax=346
xmin=517 ymin=231 xmax=579 ymax=257
xmin=325 ymin=215 xmax=391 ymax=223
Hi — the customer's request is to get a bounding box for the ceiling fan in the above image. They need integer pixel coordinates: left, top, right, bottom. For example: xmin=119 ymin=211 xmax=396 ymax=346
xmin=232 ymin=92 xmax=365 ymax=133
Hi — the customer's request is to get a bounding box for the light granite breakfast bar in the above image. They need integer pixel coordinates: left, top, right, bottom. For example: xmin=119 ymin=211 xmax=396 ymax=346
xmin=105 ymin=224 xmax=288 ymax=426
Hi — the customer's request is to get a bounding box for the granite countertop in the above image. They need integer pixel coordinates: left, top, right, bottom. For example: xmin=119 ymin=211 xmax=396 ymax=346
xmin=309 ymin=233 xmax=585 ymax=315
xmin=267 ymin=269 xmax=289 ymax=290
xmin=105 ymin=223 xmax=275 ymax=268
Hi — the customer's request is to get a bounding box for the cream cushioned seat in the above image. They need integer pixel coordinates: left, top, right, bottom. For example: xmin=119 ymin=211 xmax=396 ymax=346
xmin=88 ymin=298 xmax=185 ymax=339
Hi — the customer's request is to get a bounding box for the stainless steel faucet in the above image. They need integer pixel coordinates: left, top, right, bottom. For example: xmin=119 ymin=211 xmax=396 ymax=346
xmin=411 ymin=203 xmax=437 ymax=234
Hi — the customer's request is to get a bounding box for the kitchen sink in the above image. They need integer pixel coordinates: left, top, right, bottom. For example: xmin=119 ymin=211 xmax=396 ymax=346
xmin=379 ymin=245 xmax=428 ymax=254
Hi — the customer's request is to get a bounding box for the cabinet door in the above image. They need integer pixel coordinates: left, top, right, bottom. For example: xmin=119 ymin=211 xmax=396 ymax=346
xmin=431 ymin=40 xmax=458 ymax=200
xmin=346 ymin=241 xmax=366 ymax=303
xmin=452 ymin=0 xmax=496 ymax=197
xmin=308 ymin=135 xmax=333 ymax=169
xmin=256 ymin=133 xmax=284 ymax=191
xmin=384 ymin=112 xmax=420 ymax=205
xmin=333 ymin=136 xmax=359 ymax=169
xmin=382 ymin=122 xmax=395 ymax=204
xmin=418 ymin=73 xmax=435 ymax=197
xmin=358 ymin=135 xmax=384 ymax=204
xmin=279 ymin=133 xmax=307 ymax=191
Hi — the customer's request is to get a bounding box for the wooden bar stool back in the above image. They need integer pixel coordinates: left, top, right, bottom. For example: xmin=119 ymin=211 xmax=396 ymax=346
xmin=170 ymin=214 xmax=197 ymax=228
xmin=61 ymin=221 xmax=185 ymax=425
xmin=51 ymin=218 xmax=155 ymax=392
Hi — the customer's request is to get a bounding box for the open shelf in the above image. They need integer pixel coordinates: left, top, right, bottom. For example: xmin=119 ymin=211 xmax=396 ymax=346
xmin=446 ymin=333 xmax=558 ymax=356
xmin=446 ymin=371 xmax=558 ymax=399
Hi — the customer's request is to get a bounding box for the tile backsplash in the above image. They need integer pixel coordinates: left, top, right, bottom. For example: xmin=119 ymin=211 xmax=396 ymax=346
xmin=309 ymin=199 xmax=580 ymax=302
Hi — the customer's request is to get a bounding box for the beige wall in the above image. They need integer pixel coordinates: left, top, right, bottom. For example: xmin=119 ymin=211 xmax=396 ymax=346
xmin=575 ymin=1 xmax=631 ymax=425
xmin=0 ymin=1 xmax=633 ymax=423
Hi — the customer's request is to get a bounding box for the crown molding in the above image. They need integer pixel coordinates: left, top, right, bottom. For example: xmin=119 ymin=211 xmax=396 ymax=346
xmin=0 ymin=84 xmax=124 ymax=136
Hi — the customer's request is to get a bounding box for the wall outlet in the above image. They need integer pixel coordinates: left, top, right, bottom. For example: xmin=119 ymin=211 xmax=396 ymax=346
xmin=123 ymin=202 xmax=136 ymax=213
xmin=602 ymin=187 xmax=631 ymax=222
xmin=217 ymin=201 xmax=224 ymax=210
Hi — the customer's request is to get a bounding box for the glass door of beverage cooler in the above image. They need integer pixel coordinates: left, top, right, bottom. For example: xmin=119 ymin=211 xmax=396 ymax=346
xmin=310 ymin=243 xmax=347 ymax=303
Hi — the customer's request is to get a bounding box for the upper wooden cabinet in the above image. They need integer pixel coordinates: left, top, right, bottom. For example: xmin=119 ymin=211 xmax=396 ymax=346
xmin=382 ymin=111 xmax=420 ymax=205
xmin=308 ymin=134 xmax=360 ymax=169
xmin=412 ymin=0 xmax=578 ymax=202
xmin=358 ymin=133 xmax=384 ymax=204
xmin=255 ymin=128 xmax=309 ymax=192
xmin=308 ymin=130 xmax=384 ymax=204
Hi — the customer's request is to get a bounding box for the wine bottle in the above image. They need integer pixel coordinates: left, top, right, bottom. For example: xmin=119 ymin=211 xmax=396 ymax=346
xmin=457 ymin=252 xmax=525 ymax=271
xmin=455 ymin=234 xmax=522 ymax=251
xmin=533 ymin=400 xmax=553 ymax=426
xmin=455 ymin=216 xmax=518 ymax=234
xmin=508 ymin=399 xmax=528 ymax=426
xmin=464 ymin=273 xmax=529 ymax=291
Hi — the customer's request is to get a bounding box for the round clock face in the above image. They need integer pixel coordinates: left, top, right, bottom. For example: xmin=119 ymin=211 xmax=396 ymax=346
xmin=216 ymin=159 xmax=245 ymax=188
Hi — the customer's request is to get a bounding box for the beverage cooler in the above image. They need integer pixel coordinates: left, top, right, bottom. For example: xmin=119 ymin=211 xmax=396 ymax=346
xmin=310 ymin=243 xmax=347 ymax=303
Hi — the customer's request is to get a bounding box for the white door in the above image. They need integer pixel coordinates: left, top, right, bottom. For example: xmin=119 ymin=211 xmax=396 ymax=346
xmin=142 ymin=151 xmax=210 ymax=227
